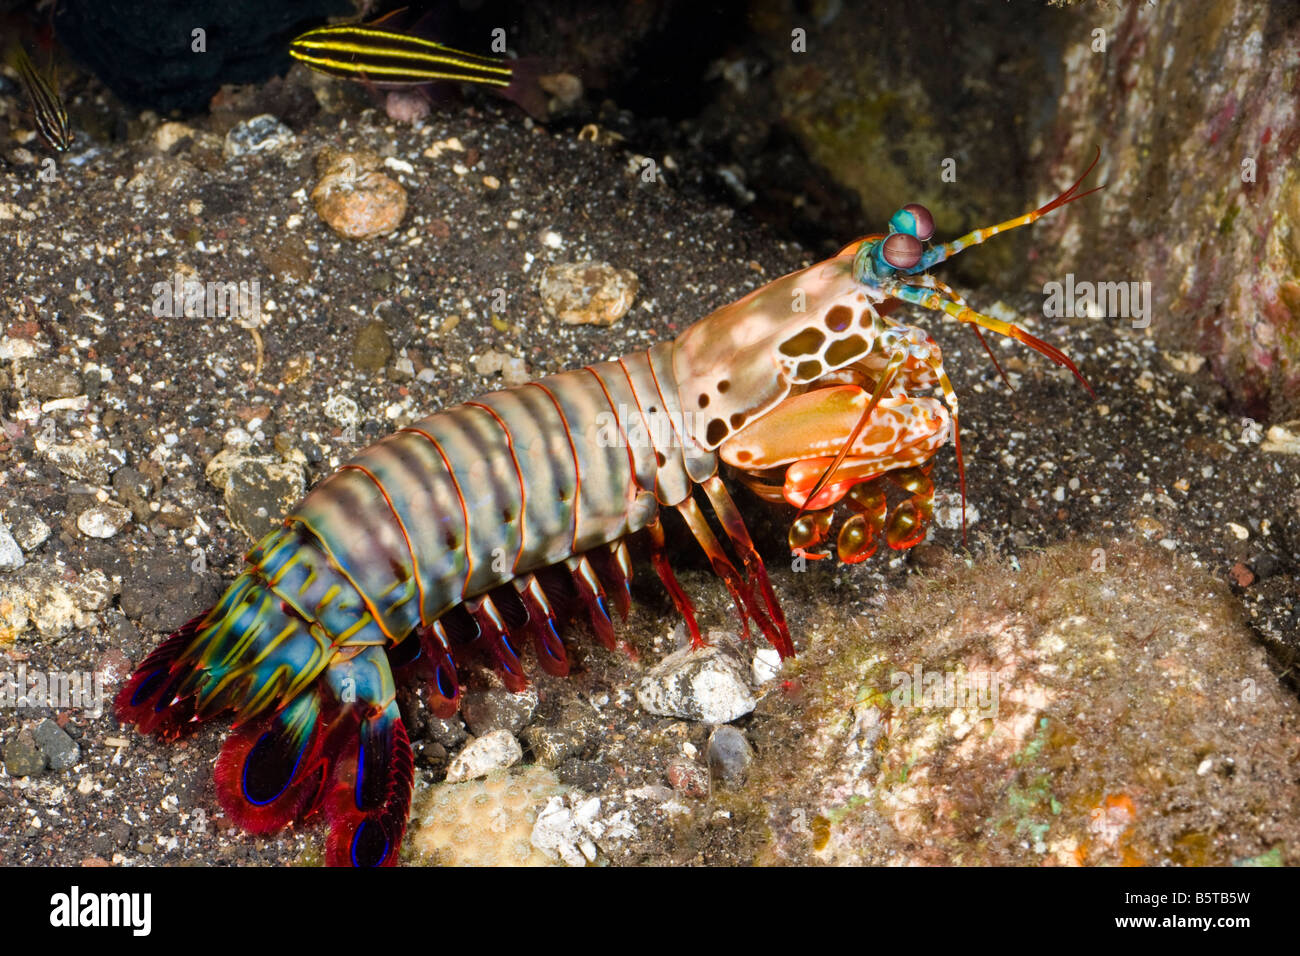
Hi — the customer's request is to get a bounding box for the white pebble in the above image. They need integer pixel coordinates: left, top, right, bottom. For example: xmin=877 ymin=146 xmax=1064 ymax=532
xmin=637 ymin=636 xmax=756 ymax=723
xmin=933 ymin=493 xmax=980 ymax=530
xmin=445 ymin=730 xmax=522 ymax=783
xmin=752 ymin=647 xmax=783 ymax=685
xmin=77 ymin=503 xmax=132 ymax=539
xmin=0 ymin=522 xmax=25 ymax=570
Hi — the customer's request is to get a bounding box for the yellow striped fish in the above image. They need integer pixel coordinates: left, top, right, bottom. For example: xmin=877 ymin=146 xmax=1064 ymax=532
xmin=289 ymin=12 xmax=513 ymax=90
xmin=6 ymin=42 xmax=71 ymax=152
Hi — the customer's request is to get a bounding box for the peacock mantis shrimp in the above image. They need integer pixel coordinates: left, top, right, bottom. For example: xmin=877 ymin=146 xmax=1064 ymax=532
xmin=117 ymin=150 xmax=1102 ymax=865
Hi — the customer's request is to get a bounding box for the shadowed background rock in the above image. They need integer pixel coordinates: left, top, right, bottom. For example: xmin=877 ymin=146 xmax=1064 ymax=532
xmin=1034 ymin=0 xmax=1300 ymax=420
xmin=53 ymin=0 xmax=351 ymax=113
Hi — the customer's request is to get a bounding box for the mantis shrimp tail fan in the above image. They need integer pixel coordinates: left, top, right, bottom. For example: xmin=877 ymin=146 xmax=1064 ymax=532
xmin=116 ymin=568 xmax=414 ymax=866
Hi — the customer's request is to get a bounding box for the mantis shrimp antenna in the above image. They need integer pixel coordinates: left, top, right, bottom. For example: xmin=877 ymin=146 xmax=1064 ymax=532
xmin=911 ymin=147 xmax=1105 ymax=272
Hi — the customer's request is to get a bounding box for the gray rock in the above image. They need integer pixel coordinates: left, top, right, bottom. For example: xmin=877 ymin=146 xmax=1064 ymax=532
xmin=414 ymin=740 xmax=447 ymax=768
xmin=706 ymin=725 xmax=754 ymax=783
xmin=76 ymin=501 xmax=132 ymax=539
xmin=521 ymin=701 xmax=599 ymax=767
xmin=461 ymin=687 xmax=538 ymax=736
xmin=70 ymin=569 xmax=114 ymax=612
xmin=389 ymin=354 xmax=415 ymax=382
xmin=445 ymin=729 xmax=523 ymax=782
xmin=555 ymin=759 xmax=614 ymax=792
xmin=223 ymin=114 xmax=295 ymax=159
xmin=43 ymin=440 xmax=118 ymax=485
xmin=25 ymin=363 xmax=83 ymax=400
xmin=522 ymin=724 xmax=586 ymax=768
xmin=112 ymin=467 xmax=156 ymax=523
xmin=223 ymin=458 xmax=304 ymax=541
xmin=119 ymin=553 xmax=221 ymax=634
xmin=3 ymin=503 xmax=51 ymax=552
xmin=3 ymin=729 xmax=46 ymax=777
xmin=0 ymin=563 xmax=94 ymax=641
xmin=32 ymin=719 xmax=80 ymax=771
xmin=636 ymin=633 xmax=756 ymax=723
xmin=472 ymin=349 xmax=530 ymax=386
xmin=423 ymin=714 xmax=467 ymax=749
xmin=83 ymin=368 xmax=103 ymax=401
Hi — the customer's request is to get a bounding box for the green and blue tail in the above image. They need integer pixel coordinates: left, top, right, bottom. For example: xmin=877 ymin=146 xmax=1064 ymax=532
xmin=114 ymin=567 xmax=415 ymax=867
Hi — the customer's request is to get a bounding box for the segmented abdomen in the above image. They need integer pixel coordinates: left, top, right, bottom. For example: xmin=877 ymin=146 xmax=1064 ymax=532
xmin=114 ymin=338 xmax=730 ymax=865
xmin=245 ymin=340 xmax=713 ymax=664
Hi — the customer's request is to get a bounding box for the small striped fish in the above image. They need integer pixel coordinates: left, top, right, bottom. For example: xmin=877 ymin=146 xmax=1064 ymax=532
xmin=289 ymin=15 xmax=513 ymax=90
xmin=6 ymin=42 xmax=71 ymax=152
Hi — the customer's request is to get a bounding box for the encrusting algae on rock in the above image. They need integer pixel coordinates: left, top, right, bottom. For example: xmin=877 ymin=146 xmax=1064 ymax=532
xmin=740 ymin=541 xmax=1300 ymax=866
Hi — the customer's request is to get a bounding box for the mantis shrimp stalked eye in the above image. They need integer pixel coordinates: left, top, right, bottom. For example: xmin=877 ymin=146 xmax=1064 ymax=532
xmin=852 ymin=147 xmax=1104 ymax=393
xmin=880 ymin=232 xmax=925 ymax=270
